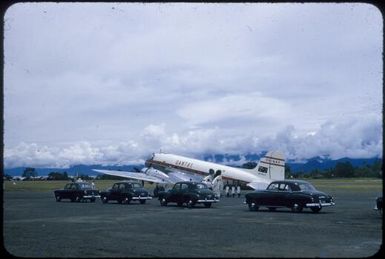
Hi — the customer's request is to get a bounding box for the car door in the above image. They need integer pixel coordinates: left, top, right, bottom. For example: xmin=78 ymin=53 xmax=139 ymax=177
xmin=275 ymin=183 xmax=292 ymax=207
xmin=168 ymin=183 xmax=181 ymax=202
xmin=109 ymin=183 xmax=121 ymax=201
xmin=261 ymin=183 xmax=280 ymax=206
xmin=180 ymin=183 xmax=190 ymax=203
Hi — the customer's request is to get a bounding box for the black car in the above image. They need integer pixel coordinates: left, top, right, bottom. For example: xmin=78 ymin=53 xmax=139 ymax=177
xmin=374 ymin=196 xmax=382 ymax=214
xmin=245 ymin=180 xmax=335 ymax=213
xmin=158 ymin=181 xmax=219 ymax=208
xmin=54 ymin=182 xmax=100 ymax=202
xmin=100 ymin=181 xmax=152 ymax=204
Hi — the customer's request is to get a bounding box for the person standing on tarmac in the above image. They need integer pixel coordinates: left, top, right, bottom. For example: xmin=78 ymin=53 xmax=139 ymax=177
xmin=225 ymin=184 xmax=230 ymax=197
xmin=231 ymin=184 xmax=236 ymax=198
xmin=237 ymin=184 xmax=241 ymax=198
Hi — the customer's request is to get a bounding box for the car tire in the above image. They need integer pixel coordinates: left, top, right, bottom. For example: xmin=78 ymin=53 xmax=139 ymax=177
xmin=102 ymin=197 xmax=108 ymax=204
xmin=311 ymin=206 xmax=322 ymax=213
xmin=204 ymin=203 xmax=212 ymax=208
xmin=187 ymin=199 xmax=195 ymax=209
xmin=55 ymin=196 xmax=61 ymax=202
xmin=160 ymin=198 xmax=167 ymax=206
xmin=248 ymin=202 xmax=259 ymax=211
xmin=291 ymin=203 xmax=303 ymax=213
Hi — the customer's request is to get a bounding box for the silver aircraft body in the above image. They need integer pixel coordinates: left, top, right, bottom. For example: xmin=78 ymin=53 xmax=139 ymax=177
xmin=93 ymin=151 xmax=285 ymax=190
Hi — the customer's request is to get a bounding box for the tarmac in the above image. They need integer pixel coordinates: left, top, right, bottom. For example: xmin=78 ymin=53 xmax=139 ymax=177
xmin=3 ymin=189 xmax=383 ymax=257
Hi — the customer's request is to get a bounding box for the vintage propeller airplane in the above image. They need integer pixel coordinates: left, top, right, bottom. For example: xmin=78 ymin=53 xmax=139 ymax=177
xmin=93 ymin=151 xmax=285 ymax=191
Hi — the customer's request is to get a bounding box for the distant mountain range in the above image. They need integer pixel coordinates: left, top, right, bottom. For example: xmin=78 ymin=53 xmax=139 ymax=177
xmin=3 ymin=154 xmax=382 ymax=177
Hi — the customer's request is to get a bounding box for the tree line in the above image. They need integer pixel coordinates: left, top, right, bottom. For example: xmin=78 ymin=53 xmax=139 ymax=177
xmin=284 ymin=159 xmax=382 ymax=179
xmin=3 ymin=159 xmax=382 ymax=181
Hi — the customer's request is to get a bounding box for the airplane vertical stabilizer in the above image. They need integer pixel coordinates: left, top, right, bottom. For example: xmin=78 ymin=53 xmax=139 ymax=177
xmin=249 ymin=151 xmax=285 ymax=181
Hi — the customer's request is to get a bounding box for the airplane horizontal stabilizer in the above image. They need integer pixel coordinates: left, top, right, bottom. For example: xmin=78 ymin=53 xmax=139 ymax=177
xmin=247 ymin=181 xmax=270 ymax=190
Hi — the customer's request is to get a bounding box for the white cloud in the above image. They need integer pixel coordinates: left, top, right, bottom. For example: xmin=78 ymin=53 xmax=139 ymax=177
xmin=4 ymin=114 xmax=382 ymax=168
xmin=3 ymin=3 xmax=382 ymax=167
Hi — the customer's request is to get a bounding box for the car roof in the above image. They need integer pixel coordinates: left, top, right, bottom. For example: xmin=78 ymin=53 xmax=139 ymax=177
xmin=270 ymin=180 xmax=311 ymax=185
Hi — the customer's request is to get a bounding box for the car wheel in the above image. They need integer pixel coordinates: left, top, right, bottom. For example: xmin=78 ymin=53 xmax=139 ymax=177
xmin=90 ymin=198 xmax=96 ymax=203
xmin=55 ymin=196 xmax=61 ymax=202
xmin=291 ymin=203 xmax=303 ymax=213
xmin=160 ymin=198 xmax=167 ymax=206
xmin=177 ymin=202 xmax=183 ymax=207
xmin=102 ymin=196 xmax=108 ymax=204
xmin=75 ymin=196 xmax=81 ymax=202
xmin=187 ymin=199 xmax=195 ymax=209
xmin=311 ymin=206 xmax=322 ymax=213
xmin=204 ymin=203 xmax=212 ymax=208
xmin=140 ymin=200 xmax=146 ymax=204
xmin=248 ymin=202 xmax=259 ymax=211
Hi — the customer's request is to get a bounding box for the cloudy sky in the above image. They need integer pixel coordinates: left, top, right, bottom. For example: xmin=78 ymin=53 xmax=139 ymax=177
xmin=4 ymin=3 xmax=383 ymax=168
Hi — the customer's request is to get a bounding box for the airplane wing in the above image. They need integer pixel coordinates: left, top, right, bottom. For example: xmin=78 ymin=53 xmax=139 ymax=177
xmin=93 ymin=169 xmax=170 ymax=184
xmin=168 ymin=171 xmax=203 ymax=183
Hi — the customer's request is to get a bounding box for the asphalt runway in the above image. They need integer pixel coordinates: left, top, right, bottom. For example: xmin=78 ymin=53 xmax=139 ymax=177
xmin=3 ymin=188 xmax=383 ymax=257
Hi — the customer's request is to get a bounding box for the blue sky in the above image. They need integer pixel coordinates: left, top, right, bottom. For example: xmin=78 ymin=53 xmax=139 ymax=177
xmin=3 ymin=3 xmax=383 ymax=168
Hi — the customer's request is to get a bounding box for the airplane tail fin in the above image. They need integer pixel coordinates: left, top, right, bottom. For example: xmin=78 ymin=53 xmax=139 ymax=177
xmin=249 ymin=151 xmax=285 ymax=181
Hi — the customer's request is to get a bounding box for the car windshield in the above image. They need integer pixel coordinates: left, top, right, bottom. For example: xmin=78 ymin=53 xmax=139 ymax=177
xmin=297 ymin=182 xmax=317 ymax=191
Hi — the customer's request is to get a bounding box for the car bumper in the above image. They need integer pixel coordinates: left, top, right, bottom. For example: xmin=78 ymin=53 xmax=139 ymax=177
xmin=83 ymin=195 xmax=101 ymax=199
xmin=132 ymin=196 xmax=152 ymax=200
xmin=197 ymin=199 xmax=219 ymax=203
xmin=306 ymin=202 xmax=335 ymax=208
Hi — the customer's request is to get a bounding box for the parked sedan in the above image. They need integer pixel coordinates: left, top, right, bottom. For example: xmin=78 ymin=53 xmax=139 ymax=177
xmin=54 ymin=182 xmax=100 ymax=202
xmin=100 ymin=181 xmax=152 ymax=204
xmin=245 ymin=180 xmax=335 ymax=213
xmin=158 ymin=181 xmax=219 ymax=208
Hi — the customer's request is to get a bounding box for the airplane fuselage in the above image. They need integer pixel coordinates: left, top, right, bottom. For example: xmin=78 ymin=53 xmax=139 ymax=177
xmin=146 ymin=153 xmax=268 ymax=184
